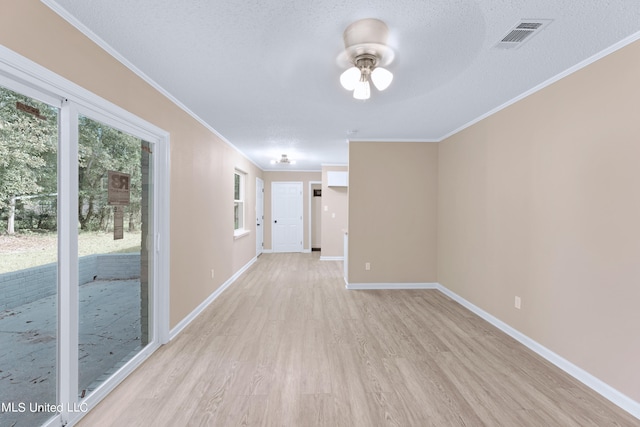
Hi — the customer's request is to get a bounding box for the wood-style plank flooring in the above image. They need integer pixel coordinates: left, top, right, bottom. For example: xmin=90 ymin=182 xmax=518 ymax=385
xmin=78 ymin=253 xmax=638 ymax=426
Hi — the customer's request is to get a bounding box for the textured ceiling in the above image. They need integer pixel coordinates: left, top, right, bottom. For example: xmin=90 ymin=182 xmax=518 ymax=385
xmin=46 ymin=0 xmax=640 ymax=170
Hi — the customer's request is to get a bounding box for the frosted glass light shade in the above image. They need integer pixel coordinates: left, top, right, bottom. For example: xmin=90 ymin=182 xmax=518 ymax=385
xmin=340 ymin=67 xmax=361 ymax=90
xmin=371 ymin=67 xmax=393 ymax=91
xmin=353 ymin=80 xmax=370 ymax=100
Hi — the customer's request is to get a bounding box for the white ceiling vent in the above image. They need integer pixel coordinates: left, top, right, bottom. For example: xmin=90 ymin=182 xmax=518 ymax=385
xmin=495 ymin=19 xmax=552 ymax=49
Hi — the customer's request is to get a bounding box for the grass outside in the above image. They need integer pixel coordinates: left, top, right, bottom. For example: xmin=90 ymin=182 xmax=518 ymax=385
xmin=0 ymin=231 xmax=141 ymax=274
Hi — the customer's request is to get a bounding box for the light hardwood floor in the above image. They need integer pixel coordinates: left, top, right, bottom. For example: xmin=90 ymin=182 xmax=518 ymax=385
xmin=78 ymin=253 xmax=638 ymax=426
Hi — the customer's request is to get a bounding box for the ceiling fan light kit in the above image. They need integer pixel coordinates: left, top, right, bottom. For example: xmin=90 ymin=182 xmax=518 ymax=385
xmin=339 ymin=18 xmax=394 ymax=100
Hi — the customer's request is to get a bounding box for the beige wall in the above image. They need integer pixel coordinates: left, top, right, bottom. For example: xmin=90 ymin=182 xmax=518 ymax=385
xmin=438 ymin=40 xmax=640 ymax=402
xmin=0 ymin=0 xmax=263 ymax=329
xmin=348 ymin=142 xmax=438 ymax=283
xmin=262 ymin=171 xmax=321 ymax=251
xmin=321 ymin=165 xmax=349 ymax=258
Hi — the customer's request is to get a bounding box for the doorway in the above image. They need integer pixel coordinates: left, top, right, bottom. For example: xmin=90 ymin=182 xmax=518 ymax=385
xmin=271 ymin=182 xmax=303 ymax=253
xmin=256 ymin=177 xmax=264 ymax=256
xmin=0 ymin=64 xmax=169 ymax=427
xmin=310 ymin=182 xmax=322 ymax=251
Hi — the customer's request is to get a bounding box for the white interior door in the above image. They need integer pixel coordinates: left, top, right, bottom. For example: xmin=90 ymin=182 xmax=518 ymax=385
xmin=256 ymin=177 xmax=264 ymax=256
xmin=272 ymin=182 xmax=303 ymax=253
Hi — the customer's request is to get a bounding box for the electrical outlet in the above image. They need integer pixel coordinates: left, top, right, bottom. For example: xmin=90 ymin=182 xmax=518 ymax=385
xmin=514 ymin=296 xmax=521 ymax=309
xmin=365 ymin=262 xmax=370 ymax=271
xmin=211 ymin=269 xmax=215 ymax=279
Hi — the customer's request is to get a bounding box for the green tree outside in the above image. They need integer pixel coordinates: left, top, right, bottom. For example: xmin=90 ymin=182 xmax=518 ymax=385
xmin=0 ymin=87 xmax=57 ymax=234
xmin=0 ymin=86 xmax=143 ymax=234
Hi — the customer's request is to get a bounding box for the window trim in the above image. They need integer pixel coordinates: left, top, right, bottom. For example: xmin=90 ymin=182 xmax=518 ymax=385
xmin=234 ymin=169 xmax=249 ymax=237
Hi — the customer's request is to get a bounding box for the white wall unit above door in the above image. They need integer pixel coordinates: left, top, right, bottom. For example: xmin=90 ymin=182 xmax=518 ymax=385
xmin=327 ymin=171 xmax=348 ymax=187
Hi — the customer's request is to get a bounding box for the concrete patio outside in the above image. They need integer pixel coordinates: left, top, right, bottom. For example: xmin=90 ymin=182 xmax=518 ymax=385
xmin=0 ymin=278 xmax=143 ymax=427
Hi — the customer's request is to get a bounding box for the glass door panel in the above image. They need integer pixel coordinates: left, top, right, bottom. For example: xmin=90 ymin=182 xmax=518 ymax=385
xmin=0 ymin=86 xmax=59 ymax=426
xmin=76 ymin=115 xmax=152 ymax=399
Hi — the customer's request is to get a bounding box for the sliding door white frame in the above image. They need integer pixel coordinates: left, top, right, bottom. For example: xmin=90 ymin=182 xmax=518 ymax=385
xmin=0 ymin=45 xmax=170 ymax=426
xmin=58 ymin=100 xmax=80 ymax=423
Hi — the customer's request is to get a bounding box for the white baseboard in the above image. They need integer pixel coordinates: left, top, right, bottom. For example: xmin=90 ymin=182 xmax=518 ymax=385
xmin=319 ymin=256 xmax=344 ymax=261
xmin=434 ymin=283 xmax=640 ymax=420
xmin=346 ymin=282 xmax=439 ymax=290
xmin=262 ymin=249 xmax=314 ymax=254
xmin=169 ymin=256 xmax=257 ymax=340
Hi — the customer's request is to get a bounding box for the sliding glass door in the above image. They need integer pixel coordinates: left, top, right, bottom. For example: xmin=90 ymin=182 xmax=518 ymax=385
xmin=0 ymin=69 xmax=166 ymax=426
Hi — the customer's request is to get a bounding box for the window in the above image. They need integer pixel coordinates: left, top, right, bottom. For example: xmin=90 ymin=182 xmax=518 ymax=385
xmin=234 ymin=170 xmax=247 ymax=236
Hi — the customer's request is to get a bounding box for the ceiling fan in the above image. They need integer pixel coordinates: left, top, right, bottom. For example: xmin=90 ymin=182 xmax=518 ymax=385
xmin=338 ymin=18 xmax=395 ymax=100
